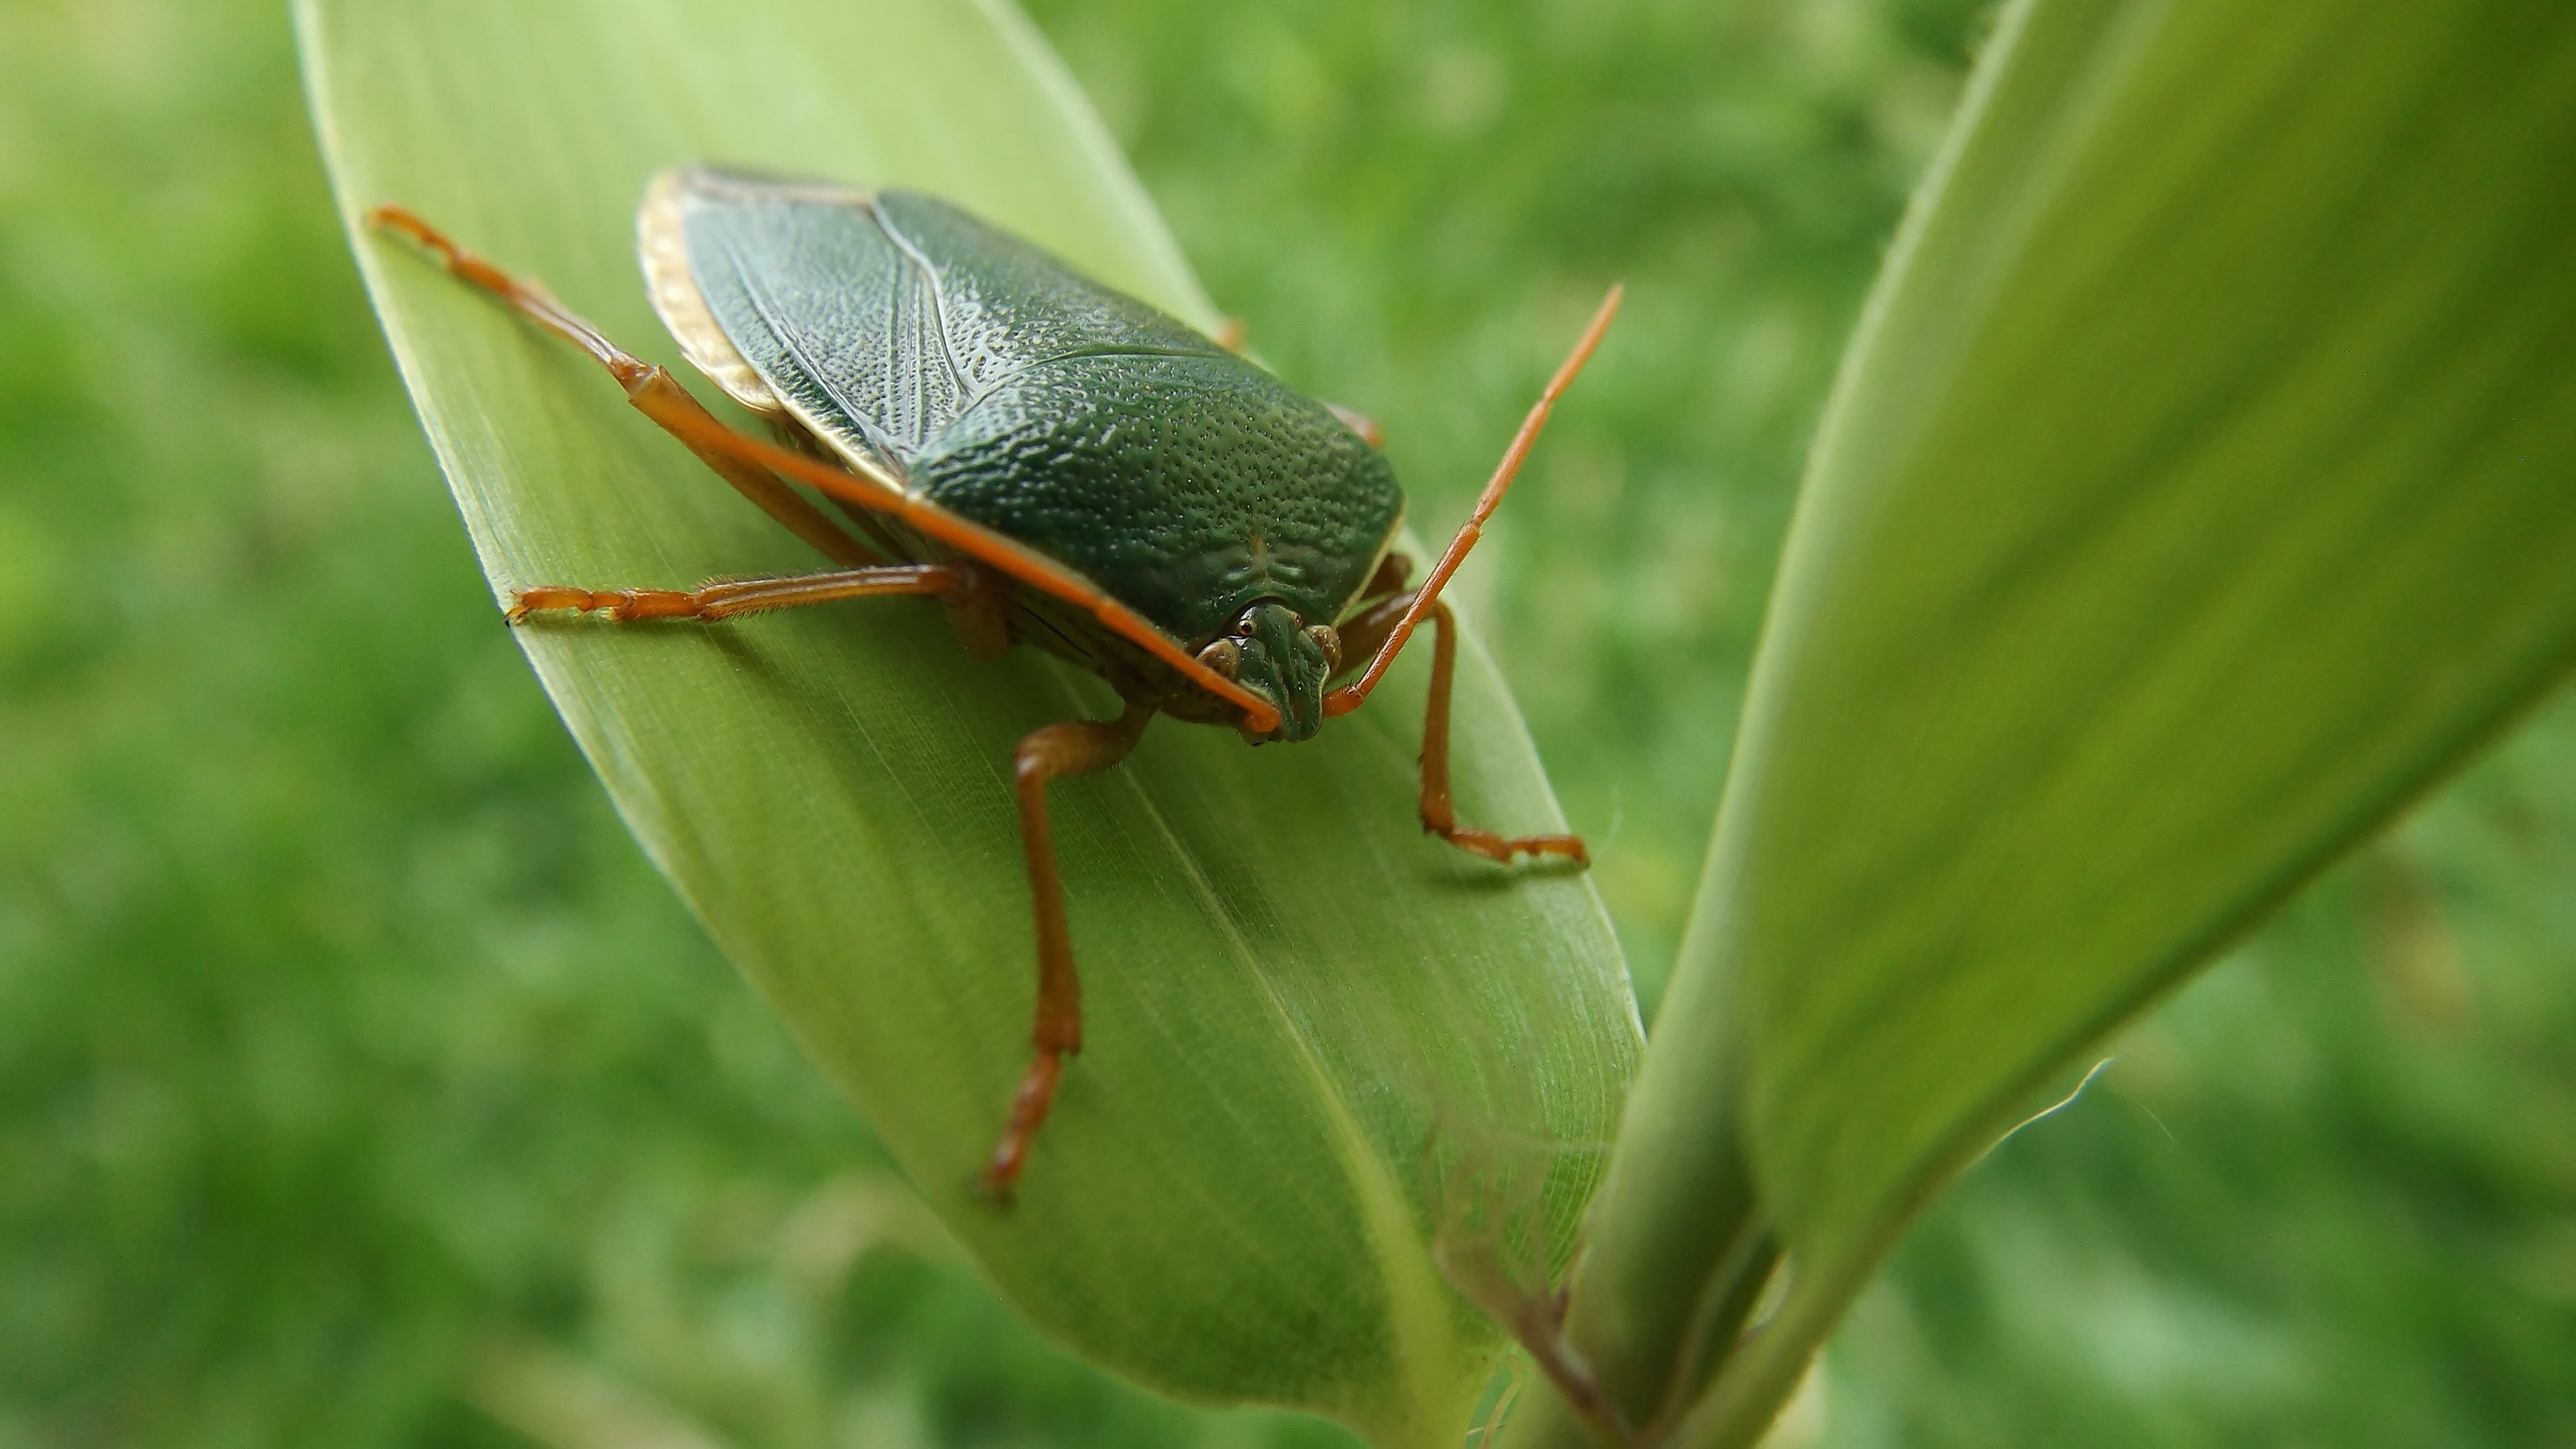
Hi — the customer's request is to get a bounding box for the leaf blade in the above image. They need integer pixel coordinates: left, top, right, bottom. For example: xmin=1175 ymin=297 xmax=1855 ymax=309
xmin=1735 ymin=0 xmax=2576 ymax=1280
xmin=1547 ymin=1 xmax=2576 ymax=1442
xmin=297 ymin=1 xmax=1639 ymax=1440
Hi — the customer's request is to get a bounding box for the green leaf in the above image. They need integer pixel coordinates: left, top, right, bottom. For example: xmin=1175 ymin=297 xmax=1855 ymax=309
xmin=1542 ymin=0 xmax=2576 ymax=1442
xmin=294 ymin=2 xmax=1639 ymax=1443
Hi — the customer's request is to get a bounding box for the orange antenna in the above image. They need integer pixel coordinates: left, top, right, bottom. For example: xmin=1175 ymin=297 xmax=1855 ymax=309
xmin=1324 ymin=283 xmax=1623 ymax=717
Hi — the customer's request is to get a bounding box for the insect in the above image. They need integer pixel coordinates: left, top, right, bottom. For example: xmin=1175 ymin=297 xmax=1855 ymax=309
xmin=370 ymin=168 xmax=1619 ymax=1198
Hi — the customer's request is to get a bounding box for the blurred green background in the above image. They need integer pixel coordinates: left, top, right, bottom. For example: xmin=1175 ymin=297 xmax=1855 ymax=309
xmin=4 ymin=0 xmax=2572 ymax=1445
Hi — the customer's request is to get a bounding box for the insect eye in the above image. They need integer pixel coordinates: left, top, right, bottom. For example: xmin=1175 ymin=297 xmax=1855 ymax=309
xmin=1232 ymin=613 xmax=1257 ymax=637
xmin=1196 ymin=637 xmax=1242 ymax=680
xmin=1306 ymin=624 xmax=1342 ymax=674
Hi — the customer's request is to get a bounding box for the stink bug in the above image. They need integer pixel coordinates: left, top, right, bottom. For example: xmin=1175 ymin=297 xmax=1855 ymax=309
xmin=369 ymin=169 xmax=1619 ymax=1197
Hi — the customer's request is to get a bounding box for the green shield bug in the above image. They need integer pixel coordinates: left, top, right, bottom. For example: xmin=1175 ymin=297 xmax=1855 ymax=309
xmin=368 ymin=168 xmax=1619 ymax=1198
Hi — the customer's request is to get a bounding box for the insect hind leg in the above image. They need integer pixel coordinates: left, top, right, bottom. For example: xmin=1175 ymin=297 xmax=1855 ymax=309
xmin=365 ymin=205 xmax=882 ymax=571
xmin=508 ymin=563 xmax=971 ymax=623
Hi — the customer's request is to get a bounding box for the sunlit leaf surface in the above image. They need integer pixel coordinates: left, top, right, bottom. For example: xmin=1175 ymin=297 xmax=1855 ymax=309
xmin=297 ymin=3 xmax=1638 ymax=1442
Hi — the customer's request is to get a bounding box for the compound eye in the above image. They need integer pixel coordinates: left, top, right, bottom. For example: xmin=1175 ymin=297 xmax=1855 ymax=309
xmin=1197 ymin=637 xmax=1243 ymax=680
xmin=1306 ymin=623 xmax=1343 ymax=674
xmin=1232 ymin=612 xmax=1257 ymax=638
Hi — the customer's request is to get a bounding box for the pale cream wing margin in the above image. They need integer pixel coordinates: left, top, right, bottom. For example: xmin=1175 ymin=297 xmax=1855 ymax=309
xmin=637 ymin=169 xmax=783 ymax=417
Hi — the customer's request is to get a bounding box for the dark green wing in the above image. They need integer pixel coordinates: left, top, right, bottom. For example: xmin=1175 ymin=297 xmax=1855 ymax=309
xmin=916 ymin=353 xmax=1402 ymax=641
xmin=643 ymin=167 xmax=1405 ymax=645
xmin=649 ymin=167 xmax=1226 ymax=468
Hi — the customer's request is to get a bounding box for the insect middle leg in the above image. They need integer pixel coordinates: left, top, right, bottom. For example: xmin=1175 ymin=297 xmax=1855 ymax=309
xmin=982 ymin=696 xmax=1156 ymax=1199
xmin=1338 ymin=584 xmax=1587 ymax=865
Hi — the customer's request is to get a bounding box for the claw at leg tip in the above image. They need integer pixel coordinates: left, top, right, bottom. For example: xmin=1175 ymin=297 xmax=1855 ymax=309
xmin=973 ymin=1175 xmax=1018 ymax=1210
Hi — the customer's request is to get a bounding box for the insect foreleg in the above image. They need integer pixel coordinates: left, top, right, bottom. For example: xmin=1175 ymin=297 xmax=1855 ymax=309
xmin=1328 ymin=585 xmax=1587 ymax=865
xmin=508 ymin=563 xmax=971 ymax=623
xmin=366 ymin=205 xmax=884 ymax=571
xmin=1415 ymin=599 xmax=1588 ymax=867
xmin=1418 ymin=600 xmax=1588 ymax=865
xmin=981 ymin=697 xmax=1155 ymax=1201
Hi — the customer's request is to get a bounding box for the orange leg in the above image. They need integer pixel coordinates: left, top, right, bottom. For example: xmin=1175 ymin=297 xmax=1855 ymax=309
xmin=981 ymin=697 xmax=1157 ymax=1200
xmin=1335 ymin=580 xmax=1587 ymax=866
xmin=371 ymin=203 xmax=1281 ymax=735
xmin=367 ymin=205 xmax=885 ymax=571
xmin=1418 ymin=602 xmax=1586 ymax=864
xmin=509 ymin=562 xmax=969 ymax=623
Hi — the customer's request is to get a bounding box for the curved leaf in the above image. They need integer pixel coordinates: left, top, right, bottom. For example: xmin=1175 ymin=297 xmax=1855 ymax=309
xmin=295 ymin=2 xmax=1639 ymax=1443
xmin=1536 ymin=1 xmax=2576 ymax=1443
